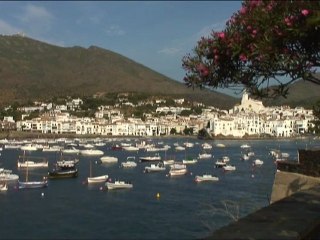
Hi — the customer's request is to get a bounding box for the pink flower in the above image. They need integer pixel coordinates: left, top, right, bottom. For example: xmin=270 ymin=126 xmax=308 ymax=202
xmin=197 ymin=63 xmax=209 ymax=77
xmin=252 ymin=29 xmax=257 ymax=35
xmin=239 ymin=54 xmax=247 ymax=62
xmin=217 ymin=32 xmax=225 ymax=39
xmin=240 ymin=7 xmax=247 ymax=15
xmin=301 ymin=9 xmax=309 ymax=16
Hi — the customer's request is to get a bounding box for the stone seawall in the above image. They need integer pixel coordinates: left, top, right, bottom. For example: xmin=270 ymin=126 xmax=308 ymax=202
xmin=270 ymin=171 xmax=320 ymax=204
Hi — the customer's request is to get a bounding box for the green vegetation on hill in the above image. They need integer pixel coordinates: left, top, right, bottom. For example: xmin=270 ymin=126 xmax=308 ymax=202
xmin=0 ymin=35 xmax=238 ymax=109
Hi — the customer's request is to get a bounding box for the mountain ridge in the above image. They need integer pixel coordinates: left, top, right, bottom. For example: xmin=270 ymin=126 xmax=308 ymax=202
xmin=0 ymin=35 xmax=238 ymax=109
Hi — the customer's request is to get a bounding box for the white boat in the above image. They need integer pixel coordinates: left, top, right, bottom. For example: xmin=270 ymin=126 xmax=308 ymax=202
xmin=240 ymin=144 xmax=251 ymax=149
xmin=241 ymin=154 xmax=250 ymax=161
xmin=163 ymin=159 xmax=175 ymax=165
xmin=202 ymin=143 xmax=213 ymax=149
xmin=0 ymin=168 xmax=19 ymax=182
xmin=144 ymin=162 xmax=166 ymax=173
xmin=222 ymin=156 xmax=230 ymax=162
xmin=17 ymin=160 xmax=48 ymax=168
xmin=81 ymin=149 xmax=104 ymax=156
xmin=195 ymin=174 xmax=219 ymax=183
xmin=18 ymin=178 xmax=48 ymax=189
xmin=254 ymin=159 xmax=264 ymax=166
xmin=0 ymin=182 xmax=8 ymax=191
xmin=169 ymin=163 xmax=187 ymax=176
xmin=42 ymin=145 xmax=62 ymax=152
xmin=182 ymin=158 xmax=198 ymax=164
xmin=184 ymin=142 xmax=194 ymax=148
xmin=175 ymin=146 xmax=186 ymax=151
xmin=139 ymin=153 xmax=161 ymax=162
xmin=56 ymin=159 xmax=79 ymax=168
xmin=198 ymin=153 xmax=212 ymax=159
xmin=105 ymin=180 xmax=133 ymax=190
xmin=215 ymin=160 xmax=227 ymax=168
xmin=87 ymin=160 xmax=108 ymax=183
xmin=121 ymin=156 xmax=137 ymax=168
xmin=62 ymin=147 xmax=80 ymax=155
xmin=216 ymin=143 xmax=226 ymax=148
xmin=20 ymin=144 xmax=38 ymax=151
xmin=88 ymin=175 xmax=108 ymax=183
xmin=122 ymin=146 xmax=139 ymax=151
xmin=100 ymin=156 xmax=118 ymax=163
xmin=169 ymin=168 xmax=187 ymax=176
xmin=223 ymin=165 xmax=236 ymax=171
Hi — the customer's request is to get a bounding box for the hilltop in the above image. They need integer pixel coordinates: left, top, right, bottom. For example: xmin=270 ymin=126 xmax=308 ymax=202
xmin=0 ymin=35 xmax=239 ymax=109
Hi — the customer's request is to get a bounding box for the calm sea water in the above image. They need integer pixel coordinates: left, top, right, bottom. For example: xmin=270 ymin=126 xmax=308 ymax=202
xmin=0 ymin=137 xmax=318 ymax=240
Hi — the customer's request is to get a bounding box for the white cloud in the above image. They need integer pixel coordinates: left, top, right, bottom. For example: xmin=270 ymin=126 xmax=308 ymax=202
xmin=20 ymin=4 xmax=53 ymax=24
xmin=17 ymin=4 xmax=54 ymax=35
xmin=0 ymin=19 xmax=22 ymax=35
xmin=158 ymin=47 xmax=181 ymax=56
xmin=195 ymin=20 xmax=227 ymax=39
xmin=105 ymin=25 xmax=125 ymax=36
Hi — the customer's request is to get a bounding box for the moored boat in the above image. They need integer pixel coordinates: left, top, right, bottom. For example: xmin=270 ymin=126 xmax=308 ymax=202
xmin=144 ymin=162 xmax=166 ymax=173
xmin=195 ymin=174 xmax=219 ymax=183
xmin=223 ymin=165 xmax=236 ymax=171
xmin=88 ymin=175 xmax=108 ymax=183
xmin=105 ymin=180 xmax=133 ymax=190
xmin=18 ymin=178 xmax=48 ymax=189
xmin=48 ymin=168 xmax=78 ymax=179
xmin=100 ymin=156 xmax=118 ymax=163
xmin=80 ymin=149 xmax=104 ymax=156
xmin=0 ymin=168 xmax=19 ymax=182
xmin=139 ymin=153 xmax=161 ymax=162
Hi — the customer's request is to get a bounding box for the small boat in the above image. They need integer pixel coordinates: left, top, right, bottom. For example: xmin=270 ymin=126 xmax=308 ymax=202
xmin=162 ymin=159 xmax=175 ymax=165
xmin=87 ymin=160 xmax=108 ymax=183
xmin=20 ymin=144 xmax=38 ymax=151
xmin=0 ymin=168 xmax=19 ymax=182
xmin=223 ymin=165 xmax=236 ymax=171
xmin=216 ymin=143 xmax=226 ymax=148
xmin=254 ymin=159 xmax=264 ymax=166
xmin=139 ymin=153 xmax=161 ymax=162
xmin=182 ymin=158 xmax=198 ymax=164
xmin=215 ymin=160 xmax=227 ymax=168
xmin=88 ymin=175 xmax=109 ymax=183
xmin=144 ymin=162 xmax=166 ymax=173
xmin=105 ymin=180 xmax=133 ymax=190
xmin=121 ymin=156 xmax=137 ymax=168
xmin=241 ymin=154 xmax=250 ymax=161
xmin=18 ymin=178 xmax=48 ymax=189
xmin=48 ymin=168 xmax=78 ymax=179
xmin=195 ymin=174 xmax=219 ymax=183
xmin=56 ymin=159 xmax=79 ymax=169
xmin=0 ymin=182 xmax=8 ymax=191
xmin=122 ymin=146 xmax=139 ymax=151
xmin=100 ymin=156 xmax=118 ymax=163
xmin=42 ymin=145 xmax=62 ymax=152
xmin=240 ymin=144 xmax=251 ymax=149
xmin=111 ymin=144 xmax=122 ymax=151
xmin=17 ymin=160 xmax=48 ymax=168
xmin=81 ymin=149 xmax=104 ymax=156
xmin=198 ymin=153 xmax=212 ymax=159
xmin=18 ymin=158 xmax=48 ymax=189
xmin=169 ymin=163 xmax=187 ymax=176
xmin=62 ymin=147 xmax=80 ymax=155
xmin=202 ymin=143 xmax=213 ymax=149
xmin=175 ymin=146 xmax=186 ymax=151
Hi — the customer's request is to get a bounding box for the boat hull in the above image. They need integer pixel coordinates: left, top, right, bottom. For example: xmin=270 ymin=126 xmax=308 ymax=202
xmin=48 ymin=169 xmax=78 ymax=179
xmin=18 ymin=180 xmax=48 ymax=189
xmin=87 ymin=175 xmax=108 ymax=183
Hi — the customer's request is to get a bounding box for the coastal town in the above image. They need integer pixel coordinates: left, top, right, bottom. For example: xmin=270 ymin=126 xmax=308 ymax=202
xmin=0 ymin=91 xmax=315 ymax=138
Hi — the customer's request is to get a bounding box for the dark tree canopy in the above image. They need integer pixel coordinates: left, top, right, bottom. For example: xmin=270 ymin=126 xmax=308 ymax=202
xmin=182 ymin=0 xmax=320 ymax=98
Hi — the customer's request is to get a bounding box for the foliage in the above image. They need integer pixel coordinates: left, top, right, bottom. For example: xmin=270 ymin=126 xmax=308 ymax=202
xmin=182 ymin=0 xmax=320 ymax=99
xmin=183 ymin=127 xmax=194 ymax=135
xmin=310 ymin=100 xmax=320 ymax=134
xmin=170 ymin=128 xmax=177 ymax=135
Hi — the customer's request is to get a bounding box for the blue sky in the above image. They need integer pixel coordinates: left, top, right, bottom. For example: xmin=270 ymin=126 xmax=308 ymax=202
xmin=0 ymin=1 xmax=242 ymax=96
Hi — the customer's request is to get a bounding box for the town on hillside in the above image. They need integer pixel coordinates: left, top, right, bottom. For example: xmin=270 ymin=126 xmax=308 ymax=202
xmin=0 ymin=92 xmax=315 ymax=138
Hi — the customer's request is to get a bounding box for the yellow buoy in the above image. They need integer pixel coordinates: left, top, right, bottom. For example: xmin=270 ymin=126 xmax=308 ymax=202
xmin=156 ymin=192 xmax=160 ymax=199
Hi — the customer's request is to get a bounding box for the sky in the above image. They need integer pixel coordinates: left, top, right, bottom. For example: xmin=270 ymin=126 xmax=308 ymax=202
xmin=0 ymin=1 xmax=243 ymax=96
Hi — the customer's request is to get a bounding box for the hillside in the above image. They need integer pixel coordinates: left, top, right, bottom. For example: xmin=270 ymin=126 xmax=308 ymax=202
xmin=264 ymin=78 xmax=320 ymax=108
xmin=0 ymin=35 xmax=238 ymax=109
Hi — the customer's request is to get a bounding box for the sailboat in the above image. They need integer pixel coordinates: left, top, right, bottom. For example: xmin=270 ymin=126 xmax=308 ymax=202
xmin=18 ymin=158 xmax=48 ymax=189
xmin=87 ymin=160 xmax=108 ymax=184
